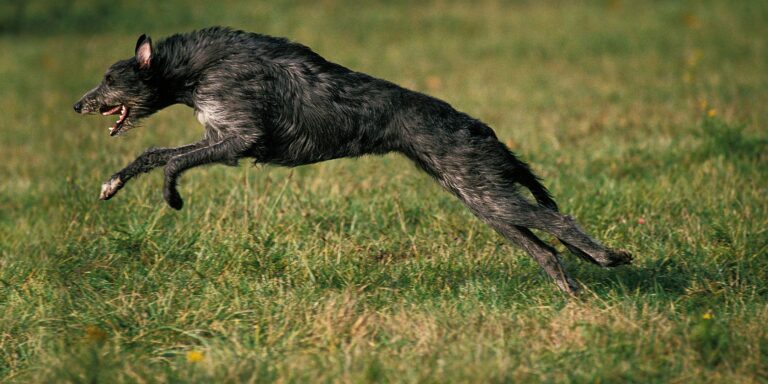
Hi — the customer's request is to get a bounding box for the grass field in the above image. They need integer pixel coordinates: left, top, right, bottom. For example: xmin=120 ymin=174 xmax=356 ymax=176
xmin=1 ymin=1 xmax=767 ymax=382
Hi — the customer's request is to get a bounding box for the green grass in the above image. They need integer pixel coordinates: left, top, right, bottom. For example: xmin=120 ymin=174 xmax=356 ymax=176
xmin=1 ymin=1 xmax=767 ymax=382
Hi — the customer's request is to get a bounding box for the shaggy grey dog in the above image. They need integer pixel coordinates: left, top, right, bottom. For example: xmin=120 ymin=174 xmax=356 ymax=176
xmin=74 ymin=27 xmax=631 ymax=294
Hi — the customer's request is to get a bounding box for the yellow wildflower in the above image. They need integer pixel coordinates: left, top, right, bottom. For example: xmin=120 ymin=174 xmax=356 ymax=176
xmin=682 ymin=14 xmax=701 ymax=29
xmin=186 ymin=350 xmax=204 ymax=363
xmin=85 ymin=325 xmax=107 ymax=343
xmin=707 ymin=109 xmax=717 ymax=117
xmin=702 ymin=312 xmax=713 ymax=320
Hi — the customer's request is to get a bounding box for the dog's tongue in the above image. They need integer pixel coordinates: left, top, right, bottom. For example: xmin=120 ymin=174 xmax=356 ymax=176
xmin=109 ymin=106 xmax=129 ymax=136
xmin=101 ymin=105 xmax=122 ymax=115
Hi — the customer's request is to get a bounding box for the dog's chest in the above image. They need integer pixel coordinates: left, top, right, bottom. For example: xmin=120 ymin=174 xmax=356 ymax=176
xmin=194 ymin=103 xmax=228 ymax=140
xmin=195 ymin=108 xmax=211 ymax=127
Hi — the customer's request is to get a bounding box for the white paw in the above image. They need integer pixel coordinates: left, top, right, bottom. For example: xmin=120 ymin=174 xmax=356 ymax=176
xmin=99 ymin=177 xmax=122 ymax=200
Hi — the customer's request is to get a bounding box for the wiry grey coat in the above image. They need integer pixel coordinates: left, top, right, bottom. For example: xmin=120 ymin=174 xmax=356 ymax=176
xmin=74 ymin=27 xmax=631 ymax=294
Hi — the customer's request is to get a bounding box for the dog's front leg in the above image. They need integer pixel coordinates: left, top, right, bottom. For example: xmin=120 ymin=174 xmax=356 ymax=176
xmin=100 ymin=141 xmax=207 ymax=200
xmin=162 ymin=137 xmax=253 ymax=210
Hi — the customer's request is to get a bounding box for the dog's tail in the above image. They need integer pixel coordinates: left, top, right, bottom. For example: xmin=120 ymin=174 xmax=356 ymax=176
xmin=507 ymin=152 xmax=559 ymax=211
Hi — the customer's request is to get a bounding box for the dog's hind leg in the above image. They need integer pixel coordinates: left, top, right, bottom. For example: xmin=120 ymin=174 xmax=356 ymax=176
xmin=403 ymin=129 xmax=629 ymax=294
xmin=494 ymin=200 xmax=632 ymax=268
xmin=401 ymin=133 xmax=580 ymax=292
xmin=492 ymin=223 xmax=581 ymax=294
xmin=511 ymin=205 xmax=633 ymax=268
xmin=444 ymin=179 xmax=583 ymax=293
xmin=560 ymin=240 xmax=603 ymax=265
xmin=100 ymin=141 xmax=208 ymax=201
xmin=468 ymin=186 xmax=631 ymax=268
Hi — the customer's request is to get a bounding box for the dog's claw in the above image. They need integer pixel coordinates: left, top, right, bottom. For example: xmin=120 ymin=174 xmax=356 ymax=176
xmin=99 ymin=177 xmax=122 ymax=200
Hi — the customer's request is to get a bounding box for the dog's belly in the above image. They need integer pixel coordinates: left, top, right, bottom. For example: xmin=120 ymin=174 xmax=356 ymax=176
xmin=261 ymin=125 xmax=393 ymax=167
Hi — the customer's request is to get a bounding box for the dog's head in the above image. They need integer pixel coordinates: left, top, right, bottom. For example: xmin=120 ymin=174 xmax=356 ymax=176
xmin=73 ymin=35 xmax=162 ymax=136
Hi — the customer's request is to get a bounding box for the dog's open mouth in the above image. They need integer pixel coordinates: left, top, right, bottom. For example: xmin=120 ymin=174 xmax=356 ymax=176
xmin=100 ymin=105 xmax=130 ymax=136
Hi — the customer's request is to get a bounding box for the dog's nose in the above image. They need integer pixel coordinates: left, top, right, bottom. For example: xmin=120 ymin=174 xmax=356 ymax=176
xmin=73 ymin=102 xmax=83 ymax=113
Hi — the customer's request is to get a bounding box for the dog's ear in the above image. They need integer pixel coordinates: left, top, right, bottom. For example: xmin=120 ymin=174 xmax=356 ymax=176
xmin=135 ymin=34 xmax=152 ymax=69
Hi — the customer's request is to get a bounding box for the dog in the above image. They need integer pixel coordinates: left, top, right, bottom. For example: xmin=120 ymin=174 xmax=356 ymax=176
xmin=74 ymin=27 xmax=631 ymax=294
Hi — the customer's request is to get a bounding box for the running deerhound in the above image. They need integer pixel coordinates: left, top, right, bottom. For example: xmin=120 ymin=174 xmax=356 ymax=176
xmin=73 ymin=27 xmax=631 ymax=294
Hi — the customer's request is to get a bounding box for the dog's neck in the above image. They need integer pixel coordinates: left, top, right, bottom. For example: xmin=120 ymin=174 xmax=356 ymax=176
xmin=151 ymin=35 xmax=231 ymax=108
xmin=148 ymin=61 xmax=198 ymax=108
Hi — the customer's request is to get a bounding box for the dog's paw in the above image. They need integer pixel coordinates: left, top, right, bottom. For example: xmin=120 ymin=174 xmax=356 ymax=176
xmin=163 ymin=187 xmax=184 ymax=210
xmin=604 ymin=249 xmax=633 ymax=267
xmin=99 ymin=176 xmax=123 ymax=200
xmin=616 ymin=249 xmax=633 ymax=264
xmin=556 ymin=276 xmax=582 ymax=297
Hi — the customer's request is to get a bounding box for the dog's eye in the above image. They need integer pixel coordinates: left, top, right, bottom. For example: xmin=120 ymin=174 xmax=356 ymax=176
xmin=104 ymin=74 xmax=114 ymax=85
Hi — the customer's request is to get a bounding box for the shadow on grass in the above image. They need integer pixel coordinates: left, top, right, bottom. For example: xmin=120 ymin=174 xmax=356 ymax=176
xmin=576 ymin=258 xmax=692 ymax=297
xmin=307 ymin=253 xmax=572 ymax=306
xmin=304 ymin=251 xmax=713 ymax=306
